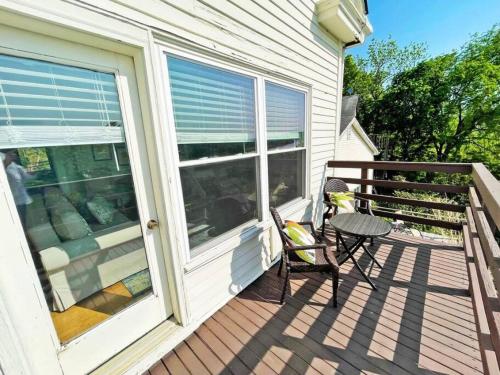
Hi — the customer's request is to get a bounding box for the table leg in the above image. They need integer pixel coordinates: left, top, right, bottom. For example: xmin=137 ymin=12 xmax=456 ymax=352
xmin=361 ymin=243 xmax=382 ymax=268
xmin=336 ymin=234 xmax=377 ymax=290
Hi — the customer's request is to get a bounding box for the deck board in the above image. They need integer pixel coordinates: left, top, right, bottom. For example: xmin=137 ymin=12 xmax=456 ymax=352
xmin=154 ymin=233 xmax=483 ymax=374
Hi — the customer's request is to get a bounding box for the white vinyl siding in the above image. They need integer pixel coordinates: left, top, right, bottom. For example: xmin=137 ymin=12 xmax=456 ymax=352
xmin=335 ymin=124 xmax=375 ymax=193
xmin=0 ymin=1 xmax=343 ymax=373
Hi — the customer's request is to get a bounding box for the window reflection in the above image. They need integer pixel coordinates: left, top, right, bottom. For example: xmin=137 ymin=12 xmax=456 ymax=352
xmin=1 ymin=144 xmax=153 ymax=342
xmin=268 ymin=151 xmax=304 ymax=207
xmin=180 ymin=158 xmax=258 ymax=249
xmin=0 ymin=54 xmax=155 ymax=342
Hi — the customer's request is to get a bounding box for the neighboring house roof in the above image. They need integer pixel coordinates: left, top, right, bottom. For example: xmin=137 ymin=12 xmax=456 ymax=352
xmin=340 ymin=95 xmax=379 ymax=155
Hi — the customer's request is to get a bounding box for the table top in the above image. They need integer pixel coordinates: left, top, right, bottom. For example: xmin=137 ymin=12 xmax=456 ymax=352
xmin=329 ymin=213 xmax=392 ymax=237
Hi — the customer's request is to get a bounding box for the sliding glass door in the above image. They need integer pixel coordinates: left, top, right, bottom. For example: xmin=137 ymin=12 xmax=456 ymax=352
xmin=0 ymin=44 xmax=171 ymax=373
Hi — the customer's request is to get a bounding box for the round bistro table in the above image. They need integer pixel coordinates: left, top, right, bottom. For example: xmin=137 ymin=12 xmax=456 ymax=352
xmin=328 ymin=213 xmax=392 ymax=290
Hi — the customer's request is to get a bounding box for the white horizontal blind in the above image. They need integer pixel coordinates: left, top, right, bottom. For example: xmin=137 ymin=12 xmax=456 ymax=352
xmin=265 ymin=82 xmax=305 ymax=145
xmin=167 ymin=55 xmax=256 ymax=145
xmin=0 ymin=54 xmax=124 ymax=148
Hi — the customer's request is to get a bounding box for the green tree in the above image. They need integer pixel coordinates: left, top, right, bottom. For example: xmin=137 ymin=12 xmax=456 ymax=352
xmin=344 ymin=26 xmax=500 ymax=176
xmin=343 ymin=37 xmax=427 ymax=134
xmin=380 ymin=54 xmax=457 ymax=161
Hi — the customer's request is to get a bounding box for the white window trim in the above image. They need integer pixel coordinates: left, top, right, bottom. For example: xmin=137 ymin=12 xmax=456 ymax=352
xmin=157 ymin=44 xmax=311 ymax=266
xmin=178 ymin=152 xmax=258 ymax=167
xmin=267 ymin=146 xmax=307 ymax=155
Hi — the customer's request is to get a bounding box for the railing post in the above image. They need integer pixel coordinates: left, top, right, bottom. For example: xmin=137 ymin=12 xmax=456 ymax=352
xmin=361 ymin=168 xmax=368 ymax=194
xmin=361 ymin=168 xmax=368 ymax=210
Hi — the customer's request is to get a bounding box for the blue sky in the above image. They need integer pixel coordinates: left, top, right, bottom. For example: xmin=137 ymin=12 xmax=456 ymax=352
xmin=349 ymin=0 xmax=500 ymax=58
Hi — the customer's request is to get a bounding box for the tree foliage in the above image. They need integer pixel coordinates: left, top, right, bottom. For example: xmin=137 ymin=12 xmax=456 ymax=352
xmin=344 ymin=26 xmax=500 ymax=176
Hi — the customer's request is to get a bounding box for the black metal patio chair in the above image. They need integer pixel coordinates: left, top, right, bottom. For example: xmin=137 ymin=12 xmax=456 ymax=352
xmin=270 ymin=207 xmax=339 ymax=307
xmin=321 ymin=178 xmax=375 ymax=245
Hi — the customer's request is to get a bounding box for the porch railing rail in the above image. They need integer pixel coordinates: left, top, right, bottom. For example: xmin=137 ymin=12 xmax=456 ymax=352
xmin=328 ymin=160 xmax=500 ymax=374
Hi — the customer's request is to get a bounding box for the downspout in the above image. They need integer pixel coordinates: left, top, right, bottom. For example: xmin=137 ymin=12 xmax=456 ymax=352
xmin=333 ymin=40 xmax=345 ymax=178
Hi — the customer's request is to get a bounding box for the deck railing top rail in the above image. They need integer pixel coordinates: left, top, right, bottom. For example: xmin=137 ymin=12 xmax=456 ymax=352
xmin=471 ymin=163 xmax=500 ymax=230
xmin=328 ymin=160 xmax=473 ymax=173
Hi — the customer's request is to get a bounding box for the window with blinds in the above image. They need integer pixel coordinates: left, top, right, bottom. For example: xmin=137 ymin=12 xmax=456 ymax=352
xmin=0 ymin=54 xmax=124 ymax=148
xmin=265 ymin=82 xmax=306 ymax=207
xmin=167 ymin=55 xmax=256 ymax=161
xmin=265 ymin=82 xmax=305 ymax=151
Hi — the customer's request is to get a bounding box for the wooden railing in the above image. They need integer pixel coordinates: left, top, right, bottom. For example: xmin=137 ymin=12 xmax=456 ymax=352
xmin=465 ymin=164 xmax=500 ymax=375
xmin=328 ymin=160 xmax=472 ymax=230
xmin=328 ymin=160 xmax=500 ymax=374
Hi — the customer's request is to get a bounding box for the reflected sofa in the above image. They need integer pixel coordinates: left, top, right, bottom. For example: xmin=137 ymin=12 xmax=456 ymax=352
xmin=25 ymin=188 xmax=147 ymax=312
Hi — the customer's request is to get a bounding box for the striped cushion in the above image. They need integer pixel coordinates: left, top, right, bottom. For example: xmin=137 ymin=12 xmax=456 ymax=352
xmin=283 ymin=221 xmax=316 ymax=264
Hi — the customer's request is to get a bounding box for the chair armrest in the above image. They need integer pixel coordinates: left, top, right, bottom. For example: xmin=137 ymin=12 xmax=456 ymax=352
xmin=285 ymin=243 xmax=327 ymax=251
xmin=323 ymin=200 xmax=336 ymax=207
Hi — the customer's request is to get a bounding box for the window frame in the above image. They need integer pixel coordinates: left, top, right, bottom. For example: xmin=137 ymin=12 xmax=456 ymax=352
xmin=158 ymin=44 xmax=310 ymax=264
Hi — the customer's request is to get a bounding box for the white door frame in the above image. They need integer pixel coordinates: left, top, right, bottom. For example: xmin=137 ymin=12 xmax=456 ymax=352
xmin=0 ymin=16 xmax=183 ymax=375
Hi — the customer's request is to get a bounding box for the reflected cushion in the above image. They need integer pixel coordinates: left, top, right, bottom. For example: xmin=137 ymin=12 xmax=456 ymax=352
xmin=44 ymin=187 xmax=65 ymax=210
xmin=283 ymin=221 xmax=316 ymax=264
xmin=52 ymin=210 xmax=92 ymax=240
xmin=27 ymin=223 xmax=61 ymax=251
xmin=87 ymin=196 xmax=117 ymax=225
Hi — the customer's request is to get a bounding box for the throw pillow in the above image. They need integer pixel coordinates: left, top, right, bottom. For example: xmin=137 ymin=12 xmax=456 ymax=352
xmin=283 ymin=221 xmax=316 ymax=264
xmin=329 ymin=191 xmax=355 ymax=214
xmin=87 ymin=196 xmax=117 ymax=225
xmin=44 ymin=187 xmax=65 ymax=210
xmin=52 ymin=210 xmax=92 ymax=241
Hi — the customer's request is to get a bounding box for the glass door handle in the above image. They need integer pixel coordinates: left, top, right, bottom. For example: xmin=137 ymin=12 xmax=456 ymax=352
xmin=147 ymin=219 xmax=159 ymax=230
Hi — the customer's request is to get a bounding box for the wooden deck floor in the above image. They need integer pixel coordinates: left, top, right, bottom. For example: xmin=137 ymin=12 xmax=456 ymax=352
xmin=148 ymin=232 xmax=483 ymax=375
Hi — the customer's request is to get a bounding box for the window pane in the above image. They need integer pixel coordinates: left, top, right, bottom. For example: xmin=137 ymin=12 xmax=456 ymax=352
xmin=268 ymin=151 xmax=304 ymax=207
xmin=0 ymin=55 xmax=152 ymax=343
xmin=180 ymin=158 xmax=258 ymax=249
xmin=167 ymin=55 xmax=256 ymax=161
xmin=265 ymin=82 xmax=305 ymax=151
xmin=0 ymin=54 xmax=124 ymax=148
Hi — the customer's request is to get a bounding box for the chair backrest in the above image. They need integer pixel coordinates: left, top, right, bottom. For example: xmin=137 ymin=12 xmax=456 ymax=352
xmin=323 ymin=178 xmax=350 ymax=202
xmin=269 ymin=207 xmax=290 ymax=248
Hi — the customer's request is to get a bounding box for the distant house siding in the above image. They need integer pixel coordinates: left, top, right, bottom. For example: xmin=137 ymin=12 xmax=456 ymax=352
xmin=97 ymin=0 xmax=341 ymax=325
xmin=336 ymin=125 xmax=375 ymax=192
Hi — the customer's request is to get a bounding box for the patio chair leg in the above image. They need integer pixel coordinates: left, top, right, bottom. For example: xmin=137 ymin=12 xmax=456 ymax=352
xmin=277 ymin=258 xmax=283 ymax=277
xmin=280 ymin=269 xmax=289 ymax=304
xmin=370 ymin=237 xmax=374 ymax=246
xmin=332 ymin=268 xmax=339 ymax=308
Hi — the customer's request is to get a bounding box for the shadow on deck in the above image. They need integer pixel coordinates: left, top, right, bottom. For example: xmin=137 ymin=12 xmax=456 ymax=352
xmin=148 ymin=232 xmax=482 ymax=375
